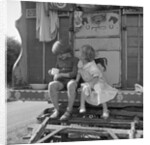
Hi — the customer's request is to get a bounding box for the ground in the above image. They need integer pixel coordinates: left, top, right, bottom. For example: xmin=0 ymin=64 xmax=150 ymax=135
xmin=7 ymin=126 xmax=29 ymax=144
xmin=7 ymin=101 xmax=52 ymax=144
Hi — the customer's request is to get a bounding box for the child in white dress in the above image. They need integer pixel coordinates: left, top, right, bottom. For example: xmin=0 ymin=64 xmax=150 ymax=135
xmin=76 ymin=45 xmax=118 ymax=119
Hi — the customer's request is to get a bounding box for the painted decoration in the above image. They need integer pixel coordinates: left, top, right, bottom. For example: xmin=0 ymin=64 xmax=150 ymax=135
xmin=74 ymin=11 xmax=120 ymax=37
xmin=48 ymin=3 xmax=74 ymax=11
xmin=74 ymin=11 xmax=83 ymax=31
xmin=10 ymin=90 xmax=143 ymax=105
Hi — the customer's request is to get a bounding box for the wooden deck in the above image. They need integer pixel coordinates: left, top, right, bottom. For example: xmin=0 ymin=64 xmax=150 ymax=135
xmin=26 ymin=104 xmax=143 ymax=143
xmin=8 ymin=88 xmax=143 ymax=143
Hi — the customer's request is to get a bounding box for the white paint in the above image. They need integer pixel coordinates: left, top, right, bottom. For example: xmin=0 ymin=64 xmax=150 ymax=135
xmin=74 ymin=38 xmax=121 ymax=51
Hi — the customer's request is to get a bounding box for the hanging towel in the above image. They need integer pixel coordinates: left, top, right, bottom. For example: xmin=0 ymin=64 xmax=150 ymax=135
xmin=36 ymin=2 xmax=58 ymax=42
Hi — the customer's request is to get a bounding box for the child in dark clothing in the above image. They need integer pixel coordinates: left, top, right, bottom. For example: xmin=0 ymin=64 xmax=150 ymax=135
xmin=48 ymin=41 xmax=78 ymax=121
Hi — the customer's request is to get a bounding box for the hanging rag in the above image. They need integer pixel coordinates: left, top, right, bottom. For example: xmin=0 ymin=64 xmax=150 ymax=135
xmin=36 ymin=2 xmax=41 ymax=39
xmin=48 ymin=9 xmax=59 ymax=41
xmin=36 ymin=2 xmax=58 ymax=42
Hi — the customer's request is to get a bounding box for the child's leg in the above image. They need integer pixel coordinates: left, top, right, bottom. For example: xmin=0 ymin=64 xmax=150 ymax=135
xmin=102 ymin=102 xmax=109 ymax=119
xmin=66 ymin=80 xmax=77 ymax=112
xmin=102 ymin=103 xmax=108 ymax=113
xmin=48 ymin=81 xmax=64 ymax=118
xmin=60 ymin=80 xmax=77 ymax=121
xmin=80 ymin=89 xmax=87 ymax=113
xmin=80 ymin=84 xmax=91 ymax=113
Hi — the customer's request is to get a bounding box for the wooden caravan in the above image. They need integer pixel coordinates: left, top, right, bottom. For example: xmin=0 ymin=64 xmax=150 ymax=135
xmin=9 ymin=2 xmax=143 ymax=106
xmin=8 ymin=2 xmax=143 ymax=142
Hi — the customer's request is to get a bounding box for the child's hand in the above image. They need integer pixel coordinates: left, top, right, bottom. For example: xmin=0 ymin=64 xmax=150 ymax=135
xmin=81 ymin=83 xmax=90 ymax=96
xmin=89 ymin=77 xmax=99 ymax=88
xmin=48 ymin=69 xmax=52 ymax=75
xmin=75 ymin=73 xmax=81 ymax=83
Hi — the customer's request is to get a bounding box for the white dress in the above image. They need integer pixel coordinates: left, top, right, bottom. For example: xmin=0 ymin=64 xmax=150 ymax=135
xmin=78 ymin=60 xmax=118 ymax=106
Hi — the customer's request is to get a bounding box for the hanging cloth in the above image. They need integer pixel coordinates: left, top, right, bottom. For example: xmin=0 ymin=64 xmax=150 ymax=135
xmin=36 ymin=2 xmax=58 ymax=42
xmin=48 ymin=9 xmax=59 ymax=41
xmin=36 ymin=2 xmax=41 ymax=39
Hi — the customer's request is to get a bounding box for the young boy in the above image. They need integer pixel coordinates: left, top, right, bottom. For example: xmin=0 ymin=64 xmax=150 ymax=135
xmin=48 ymin=40 xmax=78 ymax=121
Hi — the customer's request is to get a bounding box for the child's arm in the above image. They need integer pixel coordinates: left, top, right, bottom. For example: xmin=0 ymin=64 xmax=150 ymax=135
xmin=56 ymin=57 xmax=79 ymax=78
xmin=76 ymin=73 xmax=81 ymax=83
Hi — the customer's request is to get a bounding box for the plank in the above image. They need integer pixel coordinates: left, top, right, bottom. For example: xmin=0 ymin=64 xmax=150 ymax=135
xmin=28 ymin=117 xmax=49 ymax=143
xmin=37 ymin=126 xmax=66 ymax=143
xmin=46 ymin=124 xmax=143 ymax=137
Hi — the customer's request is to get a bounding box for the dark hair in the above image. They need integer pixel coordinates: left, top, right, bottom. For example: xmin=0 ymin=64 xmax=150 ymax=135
xmin=81 ymin=45 xmax=95 ymax=62
xmin=95 ymin=57 xmax=108 ymax=71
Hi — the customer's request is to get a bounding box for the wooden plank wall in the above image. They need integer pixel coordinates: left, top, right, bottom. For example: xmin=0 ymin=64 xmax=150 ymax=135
xmin=59 ymin=15 xmax=70 ymax=47
xmin=122 ymin=14 xmax=143 ymax=88
xmin=26 ymin=2 xmax=57 ymax=84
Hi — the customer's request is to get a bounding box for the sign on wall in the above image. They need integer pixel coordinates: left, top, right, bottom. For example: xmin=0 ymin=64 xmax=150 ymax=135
xmin=74 ymin=11 xmax=120 ymax=37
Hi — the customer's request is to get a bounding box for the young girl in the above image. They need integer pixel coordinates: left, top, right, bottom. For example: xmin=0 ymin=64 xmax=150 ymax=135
xmin=76 ymin=45 xmax=118 ymax=119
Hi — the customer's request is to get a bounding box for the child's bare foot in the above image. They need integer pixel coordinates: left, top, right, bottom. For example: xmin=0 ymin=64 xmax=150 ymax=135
xmin=79 ymin=108 xmax=86 ymax=113
xmin=101 ymin=111 xmax=109 ymax=119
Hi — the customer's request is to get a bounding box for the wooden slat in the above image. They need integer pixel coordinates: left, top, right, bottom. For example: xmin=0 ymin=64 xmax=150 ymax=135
xmin=126 ymin=15 xmax=139 ymax=26
xmin=46 ymin=124 xmax=143 ymax=137
xmin=107 ymin=130 xmax=118 ymax=139
xmin=127 ymin=65 xmax=138 ymax=78
xmin=46 ymin=117 xmax=143 ymax=130
xmin=139 ymin=27 xmax=143 ymax=36
xmin=140 ymin=47 xmax=143 ymax=57
xmin=122 ymin=14 xmax=143 ymax=88
xmin=37 ymin=126 xmax=66 ymax=143
xmin=28 ymin=117 xmax=49 ymax=143
xmin=127 ymin=37 xmax=138 ymax=47
xmin=124 ymin=15 xmax=128 ymax=82
xmin=127 ymin=36 xmax=143 ymax=47
xmin=137 ymin=14 xmax=141 ymax=83
xmin=59 ymin=17 xmax=69 ymax=45
xmin=127 ymin=57 xmax=138 ymax=64
xmin=140 ymin=16 xmax=143 ymax=26
xmin=127 ymin=79 xmax=137 ymax=88
xmin=127 ymin=27 xmax=138 ymax=36
xmin=127 ymin=47 xmax=138 ymax=57
xmin=127 ymin=27 xmax=143 ymax=37
xmin=110 ymin=110 xmax=143 ymax=118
